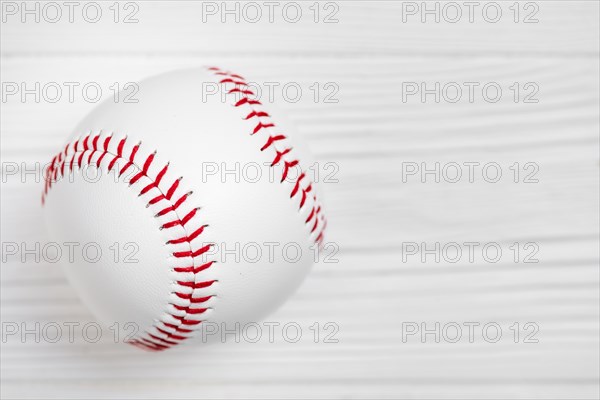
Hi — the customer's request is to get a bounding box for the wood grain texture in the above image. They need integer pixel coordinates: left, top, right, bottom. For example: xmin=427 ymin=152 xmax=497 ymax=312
xmin=1 ymin=1 xmax=599 ymax=399
xmin=1 ymin=1 xmax=598 ymax=55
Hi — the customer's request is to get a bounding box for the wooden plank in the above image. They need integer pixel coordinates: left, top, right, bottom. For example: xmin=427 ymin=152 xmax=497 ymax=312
xmin=1 ymin=1 xmax=598 ymax=55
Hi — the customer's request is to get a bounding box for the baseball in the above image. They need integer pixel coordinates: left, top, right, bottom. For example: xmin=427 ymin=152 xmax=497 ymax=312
xmin=41 ymin=66 xmax=327 ymax=351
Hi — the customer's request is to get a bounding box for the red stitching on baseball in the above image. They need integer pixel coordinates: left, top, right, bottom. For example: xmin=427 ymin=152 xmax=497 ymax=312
xmin=165 ymin=177 xmax=181 ymax=200
xmin=261 ymin=135 xmax=286 ymax=151
xmin=174 ymin=261 xmax=214 ymax=274
xmin=235 ymin=97 xmax=262 ymax=107
xmin=42 ymin=133 xmax=217 ymax=352
xmin=173 ymin=304 xmax=208 ymax=314
xmin=245 ymin=111 xmax=270 ymax=120
xmin=177 ymin=280 xmax=217 ymax=289
xmin=162 ymin=322 xmax=192 ymax=332
xmin=291 ymin=173 xmax=305 ymax=198
xmin=117 ymin=137 xmax=126 ymax=157
xmin=281 ymin=160 xmax=299 ymax=183
xmin=95 ymin=135 xmax=111 ymax=166
xmin=172 ymin=244 xmax=212 ymax=258
xmin=252 ymin=122 xmax=275 ymax=135
xmin=155 ymin=192 xmax=189 ymax=217
xmin=305 ymin=207 xmax=316 ymax=223
xmin=168 ymin=225 xmax=207 ymax=245
xmin=161 ymin=207 xmax=198 ymax=230
xmin=270 ymin=148 xmax=291 ymax=166
xmin=220 ymin=78 xmax=248 ymax=85
xmin=156 ymin=327 xmax=186 ymax=340
xmin=175 ymin=293 xmax=213 ymax=303
xmin=229 ymin=88 xmax=254 ymax=96
xmin=208 ymin=66 xmax=327 ymax=246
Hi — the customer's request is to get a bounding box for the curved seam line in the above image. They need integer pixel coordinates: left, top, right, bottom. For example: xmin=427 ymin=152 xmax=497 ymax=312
xmin=42 ymin=133 xmax=216 ymax=352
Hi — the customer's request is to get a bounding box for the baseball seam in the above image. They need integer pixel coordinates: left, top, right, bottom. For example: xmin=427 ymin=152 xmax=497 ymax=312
xmin=207 ymin=66 xmax=327 ymax=246
xmin=42 ymin=133 xmax=216 ymax=352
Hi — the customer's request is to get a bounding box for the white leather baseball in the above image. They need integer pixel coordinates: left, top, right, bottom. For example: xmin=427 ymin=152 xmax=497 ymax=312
xmin=42 ymin=66 xmax=326 ymax=351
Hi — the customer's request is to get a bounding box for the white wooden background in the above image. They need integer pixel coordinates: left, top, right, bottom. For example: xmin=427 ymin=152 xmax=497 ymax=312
xmin=1 ymin=1 xmax=599 ymax=399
